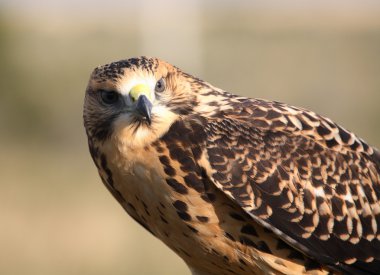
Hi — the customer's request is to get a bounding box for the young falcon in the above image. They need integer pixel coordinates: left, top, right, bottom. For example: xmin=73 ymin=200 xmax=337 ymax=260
xmin=83 ymin=56 xmax=380 ymax=275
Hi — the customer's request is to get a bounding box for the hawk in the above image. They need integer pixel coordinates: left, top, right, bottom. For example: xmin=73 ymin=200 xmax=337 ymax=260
xmin=83 ymin=56 xmax=380 ymax=275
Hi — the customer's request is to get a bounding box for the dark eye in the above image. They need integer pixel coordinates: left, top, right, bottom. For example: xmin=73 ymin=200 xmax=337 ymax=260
xmin=100 ymin=90 xmax=119 ymax=105
xmin=155 ymin=78 xmax=165 ymax=93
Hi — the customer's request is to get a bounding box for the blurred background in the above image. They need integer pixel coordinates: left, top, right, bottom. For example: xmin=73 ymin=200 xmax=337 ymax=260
xmin=0 ymin=0 xmax=379 ymax=274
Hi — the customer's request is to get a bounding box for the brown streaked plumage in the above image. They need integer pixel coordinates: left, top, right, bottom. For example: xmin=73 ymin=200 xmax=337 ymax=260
xmin=83 ymin=56 xmax=380 ymax=275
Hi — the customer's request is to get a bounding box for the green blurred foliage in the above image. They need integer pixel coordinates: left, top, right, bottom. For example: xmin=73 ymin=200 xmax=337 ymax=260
xmin=0 ymin=14 xmax=48 ymax=141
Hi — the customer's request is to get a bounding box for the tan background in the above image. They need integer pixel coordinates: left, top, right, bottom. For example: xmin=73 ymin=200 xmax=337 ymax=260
xmin=1 ymin=1 xmax=380 ymax=274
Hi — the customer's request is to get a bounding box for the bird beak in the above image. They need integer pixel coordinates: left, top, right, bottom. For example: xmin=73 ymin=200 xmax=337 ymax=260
xmin=129 ymin=84 xmax=153 ymax=124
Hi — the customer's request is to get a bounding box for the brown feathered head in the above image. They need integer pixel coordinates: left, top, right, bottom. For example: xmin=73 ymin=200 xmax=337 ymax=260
xmin=83 ymin=56 xmax=208 ymax=147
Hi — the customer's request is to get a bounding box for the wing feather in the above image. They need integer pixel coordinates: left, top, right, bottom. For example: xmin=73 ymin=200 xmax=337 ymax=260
xmin=197 ymin=98 xmax=380 ymax=274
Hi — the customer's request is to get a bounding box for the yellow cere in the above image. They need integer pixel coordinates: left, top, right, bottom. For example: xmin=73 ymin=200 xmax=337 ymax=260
xmin=129 ymin=83 xmax=152 ymax=102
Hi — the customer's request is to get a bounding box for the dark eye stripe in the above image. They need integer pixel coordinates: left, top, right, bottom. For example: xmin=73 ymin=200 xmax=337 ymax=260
xmin=100 ymin=90 xmax=119 ymax=105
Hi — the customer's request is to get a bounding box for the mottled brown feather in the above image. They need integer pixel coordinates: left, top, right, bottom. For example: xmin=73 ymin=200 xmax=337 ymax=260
xmin=84 ymin=57 xmax=380 ymax=275
xmin=195 ymin=97 xmax=380 ymax=274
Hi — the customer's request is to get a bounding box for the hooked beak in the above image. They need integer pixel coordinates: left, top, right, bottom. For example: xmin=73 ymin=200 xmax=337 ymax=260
xmin=129 ymin=84 xmax=153 ymax=124
xmin=136 ymin=95 xmax=152 ymax=124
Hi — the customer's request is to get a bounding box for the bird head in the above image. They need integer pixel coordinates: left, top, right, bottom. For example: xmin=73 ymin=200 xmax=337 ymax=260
xmin=83 ymin=56 xmax=204 ymax=148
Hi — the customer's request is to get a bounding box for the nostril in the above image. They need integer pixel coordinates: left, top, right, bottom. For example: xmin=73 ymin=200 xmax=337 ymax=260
xmin=129 ymin=84 xmax=150 ymax=102
xmin=129 ymin=92 xmax=141 ymax=103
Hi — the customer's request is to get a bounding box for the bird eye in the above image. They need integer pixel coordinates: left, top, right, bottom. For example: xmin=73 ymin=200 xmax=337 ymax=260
xmin=155 ymin=78 xmax=165 ymax=93
xmin=100 ymin=90 xmax=119 ymax=105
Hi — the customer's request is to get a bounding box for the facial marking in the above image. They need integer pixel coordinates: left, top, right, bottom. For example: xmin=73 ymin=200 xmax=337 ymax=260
xmin=117 ymin=75 xmax=157 ymax=101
